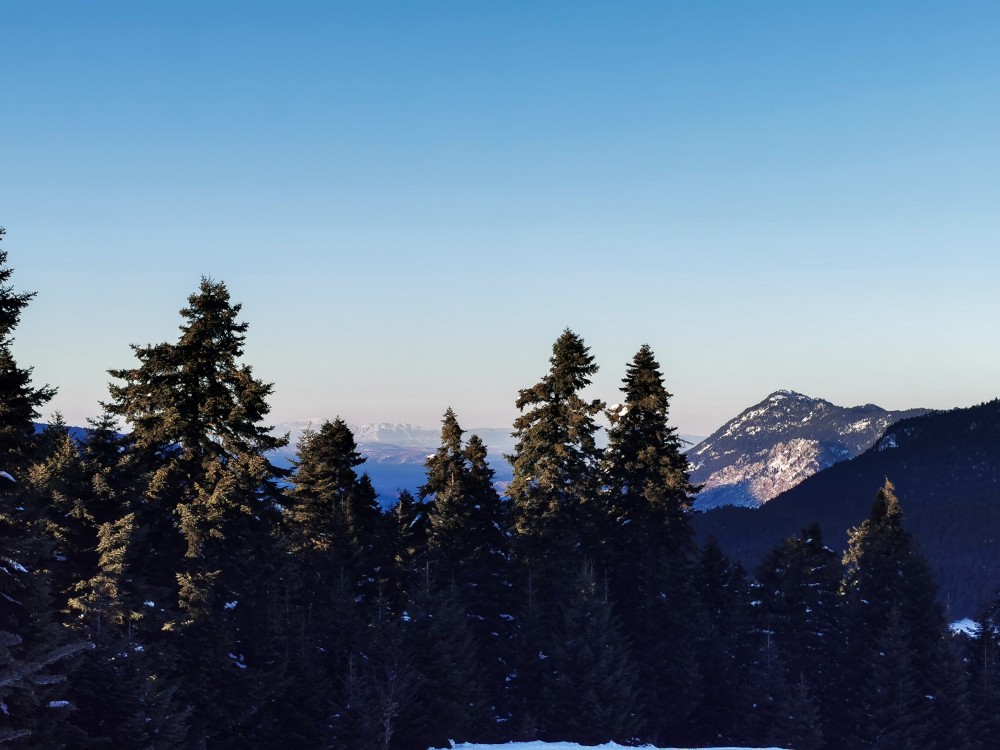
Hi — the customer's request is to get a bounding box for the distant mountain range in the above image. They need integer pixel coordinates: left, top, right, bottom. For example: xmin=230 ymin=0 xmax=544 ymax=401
xmin=270 ymin=419 xmax=704 ymax=501
xmin=694 ymin=399 xmax=1000 ymax=618
xmin=268 ymin=421 xmax=517 ymax=501
xmin=688 ymin=390 xmax=927 ymax=510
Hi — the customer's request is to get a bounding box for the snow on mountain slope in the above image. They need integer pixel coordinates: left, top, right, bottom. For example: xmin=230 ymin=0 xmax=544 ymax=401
xmin=689 ymin=390 xmax=926 ymax=510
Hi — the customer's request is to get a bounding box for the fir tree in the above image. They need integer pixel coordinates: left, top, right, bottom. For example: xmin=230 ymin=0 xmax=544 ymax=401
xmin=538 ymin=562 xmax=642 ymax=745
xmin=506 ymin=330 xmax=604 ymax=615
xmin=422 ymin=411 xmax=509 ymax=614
xmin=836 ymin=481 xmax=973 ymax=749
xmin=692 ymin=537 xmax=751 ymax=746
xmin=416 ymin=410 xmax=512 ymax=733
xmin=733 ymin=633 xmax=823 ymax=750
xmin=282 ymin=418 xmax=393 ymax=744
xmin=285 ymin=418 xmax=386 ymax=612
xmin=601 ymin=344 xmax=702 ymax=743
xmin=0 ymin=229 xmax=56 ymax=476
xmin=395 ymin=583 xmax=492 ymax=749
xmin=0 ymin=231 xmax=85 ymax=743
xmin=391 ymin=488 xmax=429 ymax=598
xmin=755 ymin=522 xmax=843 ymax=742
xmin=104 ymin=278 xmax=290 ymax=747
xmin=602 ymin=344 xmax=697 ymax=558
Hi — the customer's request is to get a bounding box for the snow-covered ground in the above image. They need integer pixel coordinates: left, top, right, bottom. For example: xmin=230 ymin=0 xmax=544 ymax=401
xmin=430 ymin=743 xmax=785 ymax=750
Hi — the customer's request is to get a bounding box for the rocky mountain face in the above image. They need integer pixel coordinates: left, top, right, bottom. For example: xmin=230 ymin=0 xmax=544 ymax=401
xmin=693 ymin=399 xmax=1000 ymax=618
xmin=689 ymin=390 xmax=927 ymax=509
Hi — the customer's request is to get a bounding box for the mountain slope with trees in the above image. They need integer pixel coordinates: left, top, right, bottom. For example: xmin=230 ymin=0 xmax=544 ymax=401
xmin=694 ymin=400 xmax=1000 ymax=618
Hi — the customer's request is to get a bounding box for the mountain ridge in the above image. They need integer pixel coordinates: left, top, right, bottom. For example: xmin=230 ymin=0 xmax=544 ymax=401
xmin=689 ymin=390 xmax=928 ymax=509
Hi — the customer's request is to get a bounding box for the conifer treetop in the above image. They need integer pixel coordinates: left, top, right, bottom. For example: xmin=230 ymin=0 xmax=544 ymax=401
xmin=106 ymin=277 xmax=286 ymax=466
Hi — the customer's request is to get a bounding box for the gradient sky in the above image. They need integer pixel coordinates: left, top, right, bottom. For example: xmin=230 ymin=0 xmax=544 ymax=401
xmin=3 ymin=1 xmax=999 ymax=437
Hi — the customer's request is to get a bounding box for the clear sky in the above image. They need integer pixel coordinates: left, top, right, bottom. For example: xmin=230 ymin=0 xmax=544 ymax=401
xmin=2 ymin=1 xmax=999 ymax=437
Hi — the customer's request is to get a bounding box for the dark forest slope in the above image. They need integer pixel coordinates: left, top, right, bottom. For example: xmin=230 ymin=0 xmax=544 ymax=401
xmin=693 ymin=399 xmax=1000 ymax=618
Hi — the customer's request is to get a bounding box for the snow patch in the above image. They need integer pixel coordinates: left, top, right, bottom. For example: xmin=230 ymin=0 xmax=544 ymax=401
xmin=950 ymin=618 xmax=979 ymax=636
xmin=877 ymin=434 xmax=898 ymax=451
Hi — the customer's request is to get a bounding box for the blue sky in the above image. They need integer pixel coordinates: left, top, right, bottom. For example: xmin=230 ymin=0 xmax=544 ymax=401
xmin=2 ymin=1 xmax=999 ymax=436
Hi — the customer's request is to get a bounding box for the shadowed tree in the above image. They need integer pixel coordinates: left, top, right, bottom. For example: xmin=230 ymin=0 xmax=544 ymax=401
xmin=104 ymin=278 xmax=290 ymax=748
xmin=835 ymin=482 xmax=974 ymax=750
xmin=601 ymin=344 xmax=702 ymax=743
xmin=0 ymin=231 xmax=86 ymax=743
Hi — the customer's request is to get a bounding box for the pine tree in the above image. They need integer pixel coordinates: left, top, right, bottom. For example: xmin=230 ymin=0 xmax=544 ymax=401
xmin=836 ymin=481 xmax=973 ymax=749
xmin=395 ymin=583 xmax=492 ymax=749
xmin=506 ymin=330 xmax=604 ymax=615
xmin=601 ymin=344 xmax=702 ymax=743
xmin=282 ymin=418 xmax=392 ymax=744
xmin=602 ymin=344 xmax=697 ymax=560
xmin=104 ymin=278 xmax=290 ymax=747
xmin=755 ymin=522 xmax=843 ymax=743
xmin=25 ymin=421 xmax=93 ymax=618
xmin=414 ymin=410 xmax=513 ymax=736
xmin=0 ymin=229 xmax=56 ymax=477
xmin=285 ymin=418 xmax=386 ymax=612
xmin=538 ymin=562 xmax=642 ymax=745
xmin=391 ymin=488 xmax=428 ymax=598
xmin=422 ymin=411 xmax=509 ymax=613
xmin=0 ymin=231 xmax=86 ymax=743
xmin=733 ymin=633 xmax=823 ymax=750
xmin=692 ymin=537 xmax=751 ymax=746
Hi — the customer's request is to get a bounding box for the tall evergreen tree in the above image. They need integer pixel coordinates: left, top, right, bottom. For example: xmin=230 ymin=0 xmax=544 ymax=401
xmin=0 ymin=232 xmax=85 ymax=743
xmin=755 ymin=521 xmax=843 ymax=742
xmin=418 ymin=410 xmax=512 ymax=734
xmin=0 ymin=229 xmax=56 ymax=477
xmin=836 ymin=481 xmax=973 ymax=749
xmin=601 ymin=344 xmax=702 ymax=743
xmin=281 ymin=418 xmax=391 ymax=744
xmin=104 ymin=278 xmax=290 ymax=748
xmin=692 ymin=537 xmax=752 ymax=746
xmin=286 ymin=418 xmax=386 ymax=611
xmin=538 ymin=562 xmax=641 ymax=745
xmin=602 ymin=344 xmax=697 ymax=557
xmin=395 ymin=583 xmax=492 ymax=750
xmin=422 ymin=410 xmax=508 ymax=609
xmin=733 ymin=633 xmax=823 ymax=750
xmin=506 ymin=330 xmax=604 ymax=615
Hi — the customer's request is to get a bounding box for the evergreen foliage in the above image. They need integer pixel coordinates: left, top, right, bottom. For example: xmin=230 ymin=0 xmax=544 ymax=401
xmin=506 ymin=329 xmax=604 ymax=615
xmin=755 ymin=522 xmax=843 ymax=741
xmin=538 ymin=562 xmax=641 ymax=746
xmin=102 ymin=278 xmax=290 ymax=747
xmin=0 ymin=246 xmax=996 ymax=749
xmin=835 ymin=481 xmax=973 ymax=749
xmin=0 ymin=232 xmax=86 ymax=744
xmin=601 ymin=344 xmax=702 ymax=743
xmin=423 ymin=410 xmax=508 ymax=615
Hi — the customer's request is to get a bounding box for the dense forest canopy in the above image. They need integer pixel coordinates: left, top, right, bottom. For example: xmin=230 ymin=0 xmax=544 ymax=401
xmin=0 ymin=233 xmax=996 ymax=749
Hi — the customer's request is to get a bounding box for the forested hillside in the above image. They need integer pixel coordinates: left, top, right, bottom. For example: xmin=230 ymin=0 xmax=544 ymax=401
xmin=693 ymin=401 xmax=1000 ymax=618
xmin=0 ymin=234 xmax=997 ymax=749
